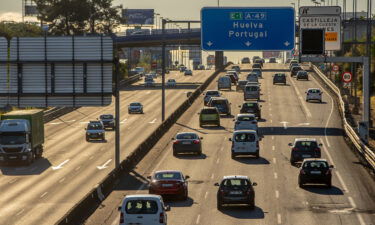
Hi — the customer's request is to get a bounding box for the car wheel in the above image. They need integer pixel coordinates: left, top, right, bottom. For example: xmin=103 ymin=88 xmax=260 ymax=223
xmin=183 ymin=190 xmax=188 ymax=201
xmin=197 ymin=150 xmax=202 ymax=156
xmin=327 ymin=180 xmax=332 ymax=188
xmin=249 ymin=200 xmax=255 ymax=210
xmin=217 ymin=122 xmax=220 ymax=127
xmin=320 ymin=99 xmax=322 ymax=103
xmin=299 ymin=180 xmax=304 ymax=188
xmin=199 ymin=123 xmax=203 ymax=128
xmin=86 ymin=137 xmax=90 ymax=142
xmin=290 ymin=158 xmax=295 ymax=165
xmin=217 ymin=200 xmax=223 ymax=210
xmin=231 ymin=152 xmax=235 ymax=159
xmin=255 ymin=151 xmax=260 ymax=159
xmin=173 ymin=150 xmax=178 ymax=157
xmin=128 ymin=111 xmax=131 ymax=114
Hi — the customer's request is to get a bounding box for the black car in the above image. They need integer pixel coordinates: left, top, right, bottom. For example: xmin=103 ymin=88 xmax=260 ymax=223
xmin=299 ymin=159 xmax=334 ymax=188
xmin=273 ymin=73 xmax=286 ymax=85
xmin=289 ymin=138 xmax=322 ymax=165
xmin=239 ymin=101 xmax=261 ymax=119
xmin=252 ymin=63 xmax=262 ymax=69
xmin=241 ymin=57 xmax=250 ymax=64
xmin=254 ymin=59 xmax=263 ymax=67
xmin=291 ymin=66 xmax=303 ymax=76
xmin=269 ymin=57 xmax=277 ymax=63
xmin=172 ymin=132 xmax=203 ymax=156
xmin=215 ymin=175 xmax=257 ymax=210
xmin=99 ymin=114 xmax=115 ymax=130
xmin=296 ymin=70 xmax=309 ymax=80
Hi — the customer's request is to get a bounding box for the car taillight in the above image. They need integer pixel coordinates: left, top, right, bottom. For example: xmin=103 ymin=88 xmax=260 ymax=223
xmin=292 ymin=147 xmax=299 ymax=151
xmin=193 ymin=140 xmax=200 ymax=144
xmin=252 ymin=121 xmax=257 ymax=124
xmin=315 ymin=148 xmax=321 ymax=152
xmin=300 ymin=170 xmax=306 ymax=175
xmin=256 ymin=141 xmax=259 ymax=148
xmin=173 ymin=140 xmax=179 ymax=144
xmin=119 ymin=211 xmax=124 ymax=223
xmin=159 ymin=212 xmax=165 ymax=223
xmin=325 ymin=169 xmax=332 ymax=175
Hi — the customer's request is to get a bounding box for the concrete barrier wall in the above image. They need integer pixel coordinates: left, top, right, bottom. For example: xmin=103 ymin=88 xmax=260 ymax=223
xmin=55 ymin=64 xmax=232 ymax=225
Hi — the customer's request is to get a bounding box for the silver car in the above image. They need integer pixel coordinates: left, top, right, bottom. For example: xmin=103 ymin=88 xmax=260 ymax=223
xmin=128 ymin=102 xmax=144 ymax=114
xmin=85 ymin=121 xmax=105 ymax=141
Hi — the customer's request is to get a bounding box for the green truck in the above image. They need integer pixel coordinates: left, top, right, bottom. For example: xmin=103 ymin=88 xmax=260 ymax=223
xmin=0 ymin=109 xmax=44 ymax=165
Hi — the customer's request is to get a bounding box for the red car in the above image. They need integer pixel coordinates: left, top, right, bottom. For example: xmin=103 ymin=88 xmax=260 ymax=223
xmin=148 ymin=170 xmax=190 ymax=200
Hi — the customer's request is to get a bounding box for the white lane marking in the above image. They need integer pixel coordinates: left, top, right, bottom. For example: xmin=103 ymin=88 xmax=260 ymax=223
xmin=16 ymin=209 xmax=25 ymax=216
xmin=270 ymin=120 xmax=273 ymax=123
xmin=204 ymin=191 xmax=209 ymax=199
xmin=196 ymin=214 xmax=201 ymax=224
xmin=298 ymin=123 xmax=310 ymax=126
xmin=220 ymin=146 xmax=224 ymax=151
xmin=64 ymin=120 xmax=76 ymax=123
xmin=280 ymin=121 xmax=289 ymax=129
xmin=277 ymin=213 xmax=282 ymax=224
xmin=270 ymin=113 xmax=273 ymax=117
xmin=120 ymin=119 xmax=128 ymax=124
xmin=52 ymin=159 xmax=70 ymax=170
xmin=9 ymin=178 xmax=18 ymax=184
xmin=146 ymin=91 xmax=151 ymax=95
xmin=211 ymin=173 xmax=215 ymax=180
xmin=273 ymin=158 xmax=277 ymax=164
xmin=310 ymin=75 xmax=334 ymax=147
xmin=289 ymin=77 xmax=312 ymax=118
xmin=89 ymin=155 xmax=94 ymax=160
xmin=79 ymin=121 xmax=89 ymax=124
xmin=59 ymin=177 xmax=66 ymax=183
xmin=272 ymin=146 xmax=275 ymax=151
xmin=216 ymin=158 xmax=220 ymax=164
xmin=272 ymin=136 xmax=274 ymax=140
xmin=40 ymin=192 xmax=48 ymax=198
xmin=97 ymin=159 xmax=112 ymax=170
xmin=348 ymin=197 xmax=366 ymax=225
xmin=49 ymin=122 xmax=62 ymax=125
xmin=149 ymin=119 xmax=157 ymax=124
xmin=319 ymin=138 xmax=348 ymax=192
xmin=75 ymin=166 xmax=81 ymax=171
xmin=274 ymin=172 xmax=278 ymax=179
xmin=275 ymin=190 xmax=279 ymax=199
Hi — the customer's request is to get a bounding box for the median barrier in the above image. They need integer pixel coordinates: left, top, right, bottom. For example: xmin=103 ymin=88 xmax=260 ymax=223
xmin=55 ymin=64 xmax=231 ymax=225
xmin=311 ymin=64 xmax=375 ymax=172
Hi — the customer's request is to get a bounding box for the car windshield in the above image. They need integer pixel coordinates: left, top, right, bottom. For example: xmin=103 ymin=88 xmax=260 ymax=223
xmin=234 ymin=133 xmax=256 ymax=142
xmin=145 ymin=78 xmax=153 ymax=82
xmin=295 ymin=141 xmax=318 ymax=148
xmin=239 ymin=81 xmax=248 ymax=85
xmin=246 ymin=86 xmax=258 ymax=91
xmin=243 ymin=103 xmax=256 ymax=108
xmin=125 ymin=200 xmax=158 ymax=214
xmin=176 ymin=133 xmax=197 ymax=139
xmin=155 ymin=172 xmax=181 ymax=180
xmin=206 ymin=91 xmax=219 ymax=96
xmin=298 ymin=71 xmax=307 ymax=75
xmin=222 ymin=179 xmax=250 ymax=187
xmin=100 ymin=115 xmax=113 ymax=119
xmin=87 ymin=123 xmax=103 ymax=130
xmin=303 ymin=161 xmax=329 ymax=168
xmin=168 ymin=79 xmax=175 ymax=82
xmin=293 ymin=67 xmax=302 ymax=71
xmin=211 ymin=100 xmax=227 ymax=106
xmin=0 ymin=134 xmax=26 ymax=145
xmin=308 ymin=89 xmax=320 ymax=93
xmin=238 ymin=116 xmax=255 ymax=121
xmin=202 ymin=108 xmax=217 ymax=114
xmin=276 ymin=74 xmax=285 ymax=77
xmin=130 ymin=103 xmax=141 ymax=106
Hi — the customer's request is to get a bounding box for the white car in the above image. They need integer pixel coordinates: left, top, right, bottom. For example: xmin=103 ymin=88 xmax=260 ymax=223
xmin=118 ymin=194 xmax=170 ymax=225
xmin=166 ymin=79 xmax=176 ymax=87
xmin=306 ymin=88 xmax=323 ymax=102
xmin=233 ymin=114 xmax=258 ymax=131
xmin=144 ymin=77 xmax=155 ymax=87
xmin=203 ymin=90 xmax=221 ymax=105
xmin=229 ymin=130 xmax=261 ymax=159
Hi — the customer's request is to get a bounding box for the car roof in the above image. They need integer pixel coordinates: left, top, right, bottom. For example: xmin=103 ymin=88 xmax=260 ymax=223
xmin=237 ymin=113 xmax=256 ymax=118
xmin=210 ymin=97 xmax=228 ymax=100
xmin=100 ymin=114 xmax=113 ymax=116
xmin=155 ymin=170 xmax=182 ymax=174
xmin=89 ymin=121 xmax=101 ymax=123
xmin=223 ymin=175 xmax=249 ymax=180
xmin=202 ymin=107 xmax=217 ymax=110
xmin=294 ymin=138 xmax=317 ymax=142
xmin=307 ymin=88 xmax=321 ymax=91
xmin=124 ymin=194 xmax=163 ymax=200
xmin=302 ymin=158 xmax=328 ymax=163
xmin=233 ymin=130 xmax=257 ymax=134
xmin=176 ymin=132 xmax=198 ymax=136
xmin=130 ymin=102 xmax=141 ymax=104
xmin=243 ymin=101 xmax=258 ymax=104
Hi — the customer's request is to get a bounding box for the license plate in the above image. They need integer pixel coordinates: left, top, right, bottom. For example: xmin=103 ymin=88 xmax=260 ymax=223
xmin=311 ymin=171 xmax=321 ymax=174
xmin=302 ymin=154 xmax=311 ymax=158
xmin=162 ymin=184 xmax=173 ymax=187
xmin=182 ymin=141 xmax=191 ymax=145
xmin=9 ymin=156 xmax=17 ymax=159
xmin=230 ymin=191 xmax=242 ymax=195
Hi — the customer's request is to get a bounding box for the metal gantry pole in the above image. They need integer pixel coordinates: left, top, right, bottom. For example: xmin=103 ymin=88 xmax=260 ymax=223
xmin=115 ymin=57 xmax=120 ymax=168
xmin=161 ymin=19 xmax=166 ymax=122
xmin=363 ymin=56 xmax=370 ymax=138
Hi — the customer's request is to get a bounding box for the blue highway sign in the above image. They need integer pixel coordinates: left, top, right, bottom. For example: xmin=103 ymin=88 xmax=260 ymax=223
xmin=201 ymin=7 xmax=295 ymax=51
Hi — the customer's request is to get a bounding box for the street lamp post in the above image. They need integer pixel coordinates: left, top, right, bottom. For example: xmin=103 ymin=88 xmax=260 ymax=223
xmin=154 ymin=13 xmax=160 ymax=30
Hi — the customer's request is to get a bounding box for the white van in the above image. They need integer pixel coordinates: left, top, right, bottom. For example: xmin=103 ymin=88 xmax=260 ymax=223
xmin=218 ymin=76 xmax=231 ymax=90
xmin=244 ymin=85 xmax=260 ymax=100
xmin=229 ymin=130 xmax=260 ymax=159
xmin=118 ymin=194 xmax=170 ymax=225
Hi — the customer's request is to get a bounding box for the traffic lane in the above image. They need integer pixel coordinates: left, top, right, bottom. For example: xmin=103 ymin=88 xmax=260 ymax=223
xmin=266 ymin=65 xmax=375 ymax=224
xmin=0 ymin=71 xmax=216 ymax=224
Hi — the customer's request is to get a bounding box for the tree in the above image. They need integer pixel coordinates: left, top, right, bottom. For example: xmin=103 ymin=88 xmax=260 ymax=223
xmin=34 ymin=0 xmax=122 ymax=35
xmin=0 ymin=22 xmax=42 ymax=40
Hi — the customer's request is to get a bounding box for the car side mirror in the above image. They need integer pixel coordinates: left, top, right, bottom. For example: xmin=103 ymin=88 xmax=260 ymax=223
xmin=147 ymin=176 xmax=151 ymax=179
xmin=238 ymin=105 xmax=241 ymax=108
xmin=288 ymin=143 xmax=293 ymax=146
xmin=197 ymin=113 xmax=200 ymax=115
xmin=214 ymin=183 xmax=219 ymax=186
xmin=253 ymin=182 xmax=257 ymax=186
xmin=232 ymin=119 xmax=235 ymax=121
xmin=171 ymin=137 xmax=175 ymax=140
xmin=319 ymin=143 xmax=323 ymax=146
xmin=118 ymin=206 xmax=121 ymax=211
xmin=165 ymin=205 xmax=171 ymax=211
xmin=200 ymin=137 xmax=203 ymax=139
xmin=330 ymin=165 xmax=334 ymax=168
xmin=229 ymin=138 xmax=232 ymax=141
xmin=185 ymin=175 xmax=190 ymax=179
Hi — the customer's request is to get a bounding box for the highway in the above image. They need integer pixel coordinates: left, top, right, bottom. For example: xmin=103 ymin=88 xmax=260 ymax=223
xmin=86 ymin=63 xmax=375 ymax=225
xmin=0 ymin=70 xmax=214 ymax=225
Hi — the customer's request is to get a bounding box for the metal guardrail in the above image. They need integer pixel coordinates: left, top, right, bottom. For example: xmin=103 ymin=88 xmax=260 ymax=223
xmin=311 ymin=64 xmax=375 ymax=171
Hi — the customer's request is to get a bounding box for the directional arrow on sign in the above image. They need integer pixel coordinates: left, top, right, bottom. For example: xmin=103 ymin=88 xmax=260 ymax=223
xmin=284 ymin=41 xmax=290 ymax=46
xmin=52 ymin=159 xmax=70 ymax=170
xmin=245 ymin=41 xmax=252 ymax=47
xmin=207 ymin=41 xmax=213 ymax=47
xmin=97 ymin=159 xmax=112 ymax=170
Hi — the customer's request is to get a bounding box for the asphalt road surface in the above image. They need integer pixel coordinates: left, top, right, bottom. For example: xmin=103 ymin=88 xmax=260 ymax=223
xmin=86 ymin=63 xmax=375 ymax=225
xmin=0 ymin=70 xmax=214 ymax=225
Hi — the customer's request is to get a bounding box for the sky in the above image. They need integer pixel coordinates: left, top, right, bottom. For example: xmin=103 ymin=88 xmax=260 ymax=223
xmin=0 ymin=0 xmax=372 ymax=62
